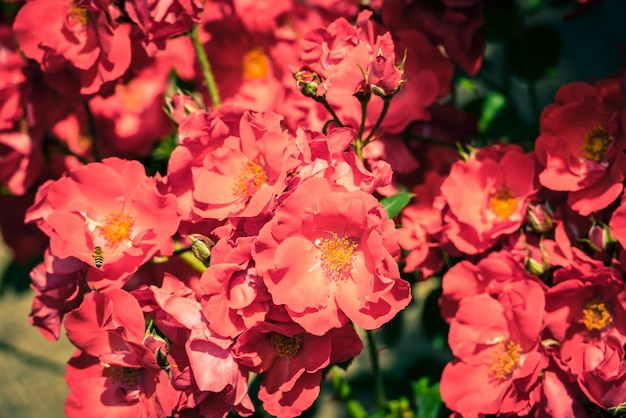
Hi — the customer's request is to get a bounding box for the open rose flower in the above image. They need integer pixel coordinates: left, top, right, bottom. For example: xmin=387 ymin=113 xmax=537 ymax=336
xmin=441 ymin=280 xmax=548 ymax=416
xmin=254 ymin=176 xmax=411 ymax=335
xmin=13 ymin=0 xmax=132 ymax=95
xmin=200 ymin=236 xmax=272 ymax=339
xmin=64 ymin=288 xmax=179 ymax=418
xmin=233 ymin=320 xmax=362 ymax=417
xmin=25 ymin=158 xmax=181 ymax=288
xmin=441 ymin=144 xmax=538 ymax=254
xmin=535 ymin=80 xmax=626 ymax=215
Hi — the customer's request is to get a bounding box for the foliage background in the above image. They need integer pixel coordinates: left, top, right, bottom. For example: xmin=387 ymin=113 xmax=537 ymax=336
xmin=0 ymin=0 xmax=626 ymax=416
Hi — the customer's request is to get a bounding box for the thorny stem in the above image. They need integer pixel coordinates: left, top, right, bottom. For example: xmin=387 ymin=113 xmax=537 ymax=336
xmin=191 ymin=25 xmax=221 ymax=108
xmin=330 ymin=366 xmax=368 ymax=418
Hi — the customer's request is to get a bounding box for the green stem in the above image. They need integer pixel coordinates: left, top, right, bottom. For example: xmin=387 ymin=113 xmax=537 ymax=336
xmin=83 ymin=101 xmax=100 ymax=162
xmin=191 ymin=25 xmax=221 ymax=108
xmin=330 ymin=366 xmax=368 ymax=418
xmin=314 ymin=95 xmax=344 ymax=128
xmin=356 ymin=92 xmax=370 ymax=141
xmin=173 ymin=242 xmax=207 ymax=273
xmin=366 ymin=329 xmax=386 ymax=410
xmin=364 ymin=96 xmax=392 ymax=143
xmin=353 ymin=139 xmax=363 ymax=161
xmin=172 ymin=245 xmax=192 ymax=256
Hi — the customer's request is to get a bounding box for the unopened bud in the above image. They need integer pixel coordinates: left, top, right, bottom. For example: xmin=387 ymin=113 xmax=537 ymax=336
xmin=526 ymin=256 xmax=547 ymax=276
xmin=526 ymin=203 xmax=554 ymax=234
xmin=295 ymin=71 xmax=321 ymax=98
xmin=588 ymin=223 xmax=615 ymax=252
xmin=189 ymin=234 xmax=214 ymax=266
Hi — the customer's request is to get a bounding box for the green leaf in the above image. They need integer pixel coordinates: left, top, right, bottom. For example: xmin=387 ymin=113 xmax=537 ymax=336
xmin=458 ymin=77 xmax=476 ymax=92
xmin=380 ymin=192 xmax=414 ymax=219
xmin=479 ymin=92 xmax=507 ymax=133
xmin=413 ymin=377 xmax=442 ymax=418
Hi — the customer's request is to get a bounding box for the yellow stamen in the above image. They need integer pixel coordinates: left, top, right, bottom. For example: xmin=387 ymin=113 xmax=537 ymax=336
xmin=269 ymin=333 xmax=301 ymax=358
xmin=581 ymin=125 xmax=611 ymax=163
xmin=582 ymin=298 xmax=613 ymax=331
xmin=105 ymin=366 xmax=142 ymax=386
xmin=489 ymin=187 xmax=519 ymax=220
xmin=490 ymin=340 xmax=522 ymax=380
xmin=97 ymin=210 xmax=134 ymax=248
xmin=316 ymin=233 xmax=358 ymax=281
xmin=67 ymin=1 xmax=89 ymax=25
xmin=232 ymin=160 xmax=267 ymax=197
xmin=242 ymin=47 xmax=269 ymax=80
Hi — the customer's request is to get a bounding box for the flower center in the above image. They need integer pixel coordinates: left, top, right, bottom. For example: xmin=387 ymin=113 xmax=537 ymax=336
xmin=105 ymin=366 xmax=142 ymax=386
xmin=489 ymin=187 xmax=519 ymax=220
xmin=269 ymin=333 xmax=301 ymax=358
xmin=232 ymin=160 xmax=267 ymax=197
xmin=316 ymin=233 xmax=358 ymax=281
xmin=582 ymin=298 xmax=613 ymax=331
xmin=97 ymin=210 xmax=134 ymax=248
xmin=490 ymin=340 xmax=522 ymax=380
xmin=67 ymin=1 xmax=89 ymax=25
xmin=242 ymin=47 xmax=269 ymax=80
xmin=581 ymin=125 xmax=611 ymax=163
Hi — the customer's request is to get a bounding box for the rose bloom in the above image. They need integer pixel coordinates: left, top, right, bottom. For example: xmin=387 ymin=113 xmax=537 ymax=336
xmin=233 ymin=320 xmax=363 ymax=417
xmin=294 ymin=126 xmax=392 ymax=194
xmin=440 ymin=144 xmax=538 ymax=254
xmin=133 ymin=274 xmax=254 ymax=416
xmin=441 ymin=280 xmax=548 ymax=416
xmin=298 ymin=10 xmax=450 ymax=134
xmin=25 ymin=158 xmax=181 ymax=288
xmin=254 ymin=176 xmax=411 ymax=335
xmin=199 ymin=7 xmax=301 ymax=115
xmin=571 ymin=335 xmax=626 ymax=410
xmin=164 ymin=104 xmax=245 ymax=221
xmin=64 ymin=289 xmax=179 ymax=418
xmin=124 ymin=0 xmax=203 ymax=53
xmin=200 ymin=235 xmax=271 ymax=339
xmin=439 ymin=249 xmax=544 ymax=322
xmin=535 ymin=80 xmax=626 ymax=216
xmin=189 ymin=109 xmax=299 ymax=221
xmin=13 ymin=0 xmax=132 ymax=95
xmin=544 ymin=266 xmax=626 ymax=366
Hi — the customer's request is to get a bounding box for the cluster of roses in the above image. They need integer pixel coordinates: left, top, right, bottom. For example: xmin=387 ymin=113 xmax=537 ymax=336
xmin=397 ymin=75 xmax=626 ymax=416
xmin=0 ymin=0 xmax=490 ymax=416
xmin=7 ymin=0 xmax=622 ymax=417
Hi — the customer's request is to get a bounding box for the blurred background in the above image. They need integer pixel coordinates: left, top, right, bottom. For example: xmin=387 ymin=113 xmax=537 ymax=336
xmin=1 ymin=0 xmax=625 ymax=417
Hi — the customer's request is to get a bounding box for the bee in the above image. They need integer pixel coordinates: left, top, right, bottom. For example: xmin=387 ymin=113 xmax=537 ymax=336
xmin=92 ymin=246 xmax=104 ymax=268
